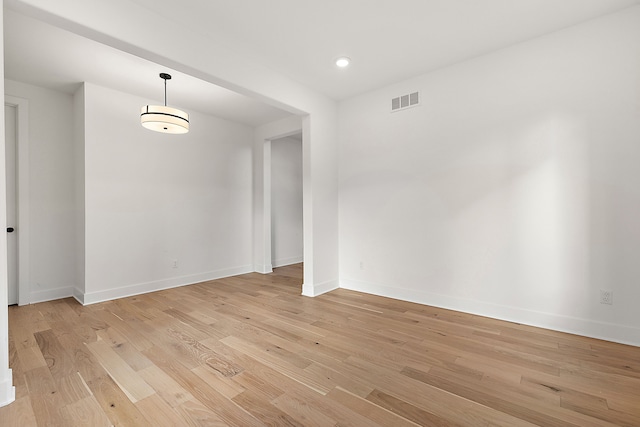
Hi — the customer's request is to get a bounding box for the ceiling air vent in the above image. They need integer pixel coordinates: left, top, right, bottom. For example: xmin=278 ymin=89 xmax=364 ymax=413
xmin=391 ymin=91 xmax=420 ymax=112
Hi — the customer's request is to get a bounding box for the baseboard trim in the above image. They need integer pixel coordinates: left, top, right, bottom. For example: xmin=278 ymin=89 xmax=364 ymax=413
xmin=0 ymin=370 xmax=15 ymax=408
xmin=72 ymin=287 xmax=85 ymax=305
xmin=273 ymin=256 xmax=303 ymax=268
xmin=30 ymin=287 xmax=74 ymax=304
xmin=81 ymin=265 xmax=254 ymax=305
xmin=254 ymin=263 xmax=273 ymax=274
xmin=302 ymin=279 xmax=338 ymax=297
xmin=340 ymin=279 xmax=640 ymax=347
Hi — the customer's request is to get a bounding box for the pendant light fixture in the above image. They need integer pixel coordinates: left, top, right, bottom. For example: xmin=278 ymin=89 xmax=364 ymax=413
xmin=141 ymin=73 xmax=189 ymax=134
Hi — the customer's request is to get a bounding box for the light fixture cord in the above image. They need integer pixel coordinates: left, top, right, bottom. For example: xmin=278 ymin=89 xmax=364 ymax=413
xmin=164 ymin=78 xmax=167 ymax=106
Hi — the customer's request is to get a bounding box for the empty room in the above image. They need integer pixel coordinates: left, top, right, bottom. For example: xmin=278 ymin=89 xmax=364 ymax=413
xmin=1 ymin=0 xmax=639 ymax=425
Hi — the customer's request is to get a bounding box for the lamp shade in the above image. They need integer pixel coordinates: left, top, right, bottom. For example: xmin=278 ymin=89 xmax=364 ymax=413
xmin=141 ymin=105 xmax=189 ymax=134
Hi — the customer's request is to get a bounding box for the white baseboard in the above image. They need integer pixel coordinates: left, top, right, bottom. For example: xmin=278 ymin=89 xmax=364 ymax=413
xmin=72 ymin=287 xmax=85 ymax=305
xmin=272 ymin=256 xmax=303 ymax=268
xmin=80 ymin=265 xmax=254 ymax=305
xmin=0 ymin=370 xmax=15 ymax=408
xmin=254 ymin=263 xmax=273 ymax=274
xmin=340 ymin=278 xmax=640 ymax=348
xmin=30 ymin=287 xmax=74 ymax=304
xmin=302 ymin=279 xmax=338 ymax=297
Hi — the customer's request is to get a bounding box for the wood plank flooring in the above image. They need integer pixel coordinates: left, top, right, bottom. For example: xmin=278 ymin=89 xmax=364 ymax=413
xmin=1 ymin=263 xmax=639 ymax=426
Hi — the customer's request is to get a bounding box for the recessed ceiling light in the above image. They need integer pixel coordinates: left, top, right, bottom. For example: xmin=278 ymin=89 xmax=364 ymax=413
xmin=335 ymin=57 xmax=351 ymax=68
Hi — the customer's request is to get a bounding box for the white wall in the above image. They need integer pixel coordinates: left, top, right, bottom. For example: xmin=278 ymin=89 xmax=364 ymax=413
xmin=339 ymin=7 xmax=640 ymax=346
xmin=81 ymin=82 xmax=254 ymax=303
xmin=4 ymin=79 xmax=77 ymax=303
xmin=271 ymin=136 xmax=303 ymax=267
xmin=1 ymin=79 xmax=262 ymax=305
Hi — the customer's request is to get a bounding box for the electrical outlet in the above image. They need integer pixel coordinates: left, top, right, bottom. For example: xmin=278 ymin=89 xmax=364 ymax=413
xmin=600 ymin=289 xmax=613 ymax=305
xmin=172 ymin=259 xmax=178 ymax=269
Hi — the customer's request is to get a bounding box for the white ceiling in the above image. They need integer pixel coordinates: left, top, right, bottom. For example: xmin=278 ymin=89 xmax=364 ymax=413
xmin=3 ymin=9 xmax=293 ymax=127
xmin=5 ymin=0 xmax=640 ymax=124
xmin=124 ymin=0 xmax=640 ymax=100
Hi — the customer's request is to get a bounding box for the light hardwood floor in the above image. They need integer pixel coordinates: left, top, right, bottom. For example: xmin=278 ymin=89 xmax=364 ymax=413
xmin=1 ymin=263 xmax=639 ymax=426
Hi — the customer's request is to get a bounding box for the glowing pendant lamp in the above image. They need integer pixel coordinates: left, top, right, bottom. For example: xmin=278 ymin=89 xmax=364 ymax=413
xmin=141 ymin=73 xmax=189 ymax=134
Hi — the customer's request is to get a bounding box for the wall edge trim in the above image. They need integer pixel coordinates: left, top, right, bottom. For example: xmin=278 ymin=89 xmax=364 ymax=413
xmin=273 ymin=256 xmax=303 ymax=268
xmin=302 ymin=279 xmax=338 ymax=297
xmin=30 ymin=287 xmax=74 ymax=304
xmin=254 ymin=263 xmax=273 ymax=274
xmin=340 ymin=278 xmax=640 ymax=347
xmin=81 ymin=265 xmax=253 ymax=305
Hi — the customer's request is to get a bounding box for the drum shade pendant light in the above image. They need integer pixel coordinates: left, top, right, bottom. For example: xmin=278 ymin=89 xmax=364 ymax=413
xmin=141 ymin=73 xmax=189 ymax=134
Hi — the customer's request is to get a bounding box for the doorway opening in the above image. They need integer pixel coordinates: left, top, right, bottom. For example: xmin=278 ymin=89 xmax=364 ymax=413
xmin=270 ymin=133 xmax=303 ymax=270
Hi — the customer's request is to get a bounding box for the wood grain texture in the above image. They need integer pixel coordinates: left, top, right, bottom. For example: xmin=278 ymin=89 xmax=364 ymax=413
xmin=1 ymin=263 xmax=639 ymax=426
xmin=85 ymin=338 xmax=156 ymax=403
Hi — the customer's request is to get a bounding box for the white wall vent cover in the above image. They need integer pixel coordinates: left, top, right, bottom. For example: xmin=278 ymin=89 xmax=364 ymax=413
xmin=391 ymin=91 xmax=420 ymax=112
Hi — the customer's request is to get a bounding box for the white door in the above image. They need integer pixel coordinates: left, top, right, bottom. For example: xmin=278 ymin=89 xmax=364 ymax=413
xmin=5 ymin=104 xmax=18 ymax=305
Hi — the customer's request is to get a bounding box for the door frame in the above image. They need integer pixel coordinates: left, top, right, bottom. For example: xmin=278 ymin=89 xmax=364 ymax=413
xmin=5 ymin=96 xmax=30 ymax=306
